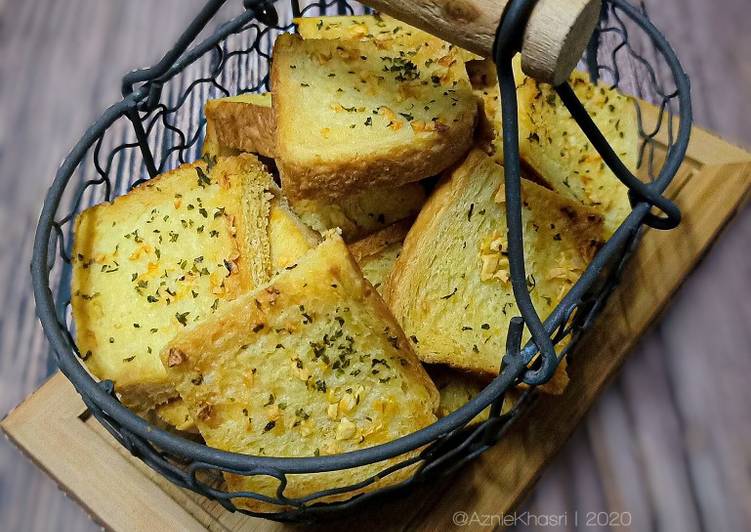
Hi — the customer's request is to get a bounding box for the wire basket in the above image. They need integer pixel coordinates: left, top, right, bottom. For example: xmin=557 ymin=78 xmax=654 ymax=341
xmin=31 ymin=0 xmax=691 ymax=522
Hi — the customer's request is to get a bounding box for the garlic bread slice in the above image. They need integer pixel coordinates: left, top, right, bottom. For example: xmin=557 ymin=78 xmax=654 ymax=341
xmin=161 ymin=233 xmax=438 ymax=511
xmin=384 ymin=150 xmax=605 ymax=376
xmin=272 ymin=33 xmax=477 ymax=201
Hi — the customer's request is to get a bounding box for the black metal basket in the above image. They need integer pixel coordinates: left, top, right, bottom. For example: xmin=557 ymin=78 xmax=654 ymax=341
xmin=31 ymin=0 xmax=691 ymax=522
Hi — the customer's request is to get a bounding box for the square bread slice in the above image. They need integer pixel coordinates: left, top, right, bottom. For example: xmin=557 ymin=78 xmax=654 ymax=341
xmin=271 ymin=33 xmax=477 ymax=201
xmin=155 ymin=187 xmax=321 ymax=430
xmin=351 ymin=219 xmax=571 ymax=416
xmin=384 ymin=150 xmax=606 ymax=376
xmin=476 ymin=57 xmax=637 ymax=235
xmin=294 ymin=14 xmax=480 ymax=62
xmin=203 ymin=93 xmax=276 ymax=158
xmin=161 ymin=233 xmax=438 ymax=511
xmin=72 ymin=154 xmax=318 ymax=413
xmin=352 ymin=220 xmax=569 ymax=400
xmin=155 ymin=219 xmax=414 ymax=432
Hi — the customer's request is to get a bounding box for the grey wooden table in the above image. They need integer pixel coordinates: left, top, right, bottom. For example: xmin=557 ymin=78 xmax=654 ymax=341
xmin=0 ymin=1 xmax=749 ymax=531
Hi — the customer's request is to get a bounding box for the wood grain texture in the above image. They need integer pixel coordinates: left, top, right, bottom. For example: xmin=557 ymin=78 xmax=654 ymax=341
xmin=0 ymin=0 xmax=749 ymax=531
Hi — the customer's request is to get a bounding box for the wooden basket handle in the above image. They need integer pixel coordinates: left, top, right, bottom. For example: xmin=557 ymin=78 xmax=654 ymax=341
xmin=359 ymin=0 xmax=602 ymax=85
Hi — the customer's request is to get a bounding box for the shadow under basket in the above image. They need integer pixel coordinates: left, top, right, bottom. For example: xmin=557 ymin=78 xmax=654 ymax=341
xmin=30 ymin=0 xmax=691 ymax=522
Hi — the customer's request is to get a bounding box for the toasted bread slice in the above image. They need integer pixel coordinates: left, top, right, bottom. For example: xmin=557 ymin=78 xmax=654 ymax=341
xmin=72 ymin=155 xmax=318 ymax=413
xmin=292 ymin=185 xmax=424 ymax=243
xmin=475 ymin=58 xmax=636 ymax=234
xmin=155 ymin=219 xmax=409 ymax=432
xmin=517 ymin=70 xmax=637 ymax=234
xmin=352 ymin=220 xmax=571 ymax=393
xmin=351 ymin=227 xmax=509 ymax=424
xmin=272 ymin=33 xmax=477 ymax=201
xmin=294 ymin=14 xmax=480 ymax=62
xmin=203 ymin=93 xmax=276 ymax=158
xmin=156 ymin=190 xmax=320 ymax=431
xmin=351 ymin=220 xmax=569 ymax=402
xmin=384 ymin=150 xmax=605 ymax=376
xmin=161 ymin=234 xmax=438 ymax=511
xmin=349 ymin=220 xmax=411 ymax=294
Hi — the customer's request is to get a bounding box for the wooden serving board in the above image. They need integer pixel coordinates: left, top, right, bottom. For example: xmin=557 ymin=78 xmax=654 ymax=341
xmin=2 ymin=109 xmax=750 ymax=532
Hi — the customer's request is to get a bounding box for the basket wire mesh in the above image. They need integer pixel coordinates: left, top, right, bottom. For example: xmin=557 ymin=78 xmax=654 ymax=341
xmin=31 ymin=0 xmax=691 ymax=521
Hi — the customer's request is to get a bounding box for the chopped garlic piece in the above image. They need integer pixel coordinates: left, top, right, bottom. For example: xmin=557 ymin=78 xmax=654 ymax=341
xmin=336 ymin=417 xmax=357 ymax=440
xmin=480 ymin=254 xmax=500 ymax=281
xmin=339 ymin=392 xmax=357 ymax=414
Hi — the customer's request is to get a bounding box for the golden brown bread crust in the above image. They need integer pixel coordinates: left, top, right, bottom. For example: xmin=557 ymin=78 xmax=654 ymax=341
xmin=271 ymin=33 xmax=478 ymax=202
xmin=204 ymin=93 xmax=276 ymax=158
xmin=161 ymin=234 xmax=438 ymax=512
xmin=384 ymin=150 xmax=605 ymax=377
xmin=349 ymin=218 xmax=412 ymax=264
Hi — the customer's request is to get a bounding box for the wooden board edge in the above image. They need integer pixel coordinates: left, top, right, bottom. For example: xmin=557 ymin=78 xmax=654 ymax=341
xmin=1 ymin=374 xmax=207 ymax=532
xmin=639 ymin=103 xmax=751 ymax=167
xmin=1 ymin=416 xmax=110 ymax=532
